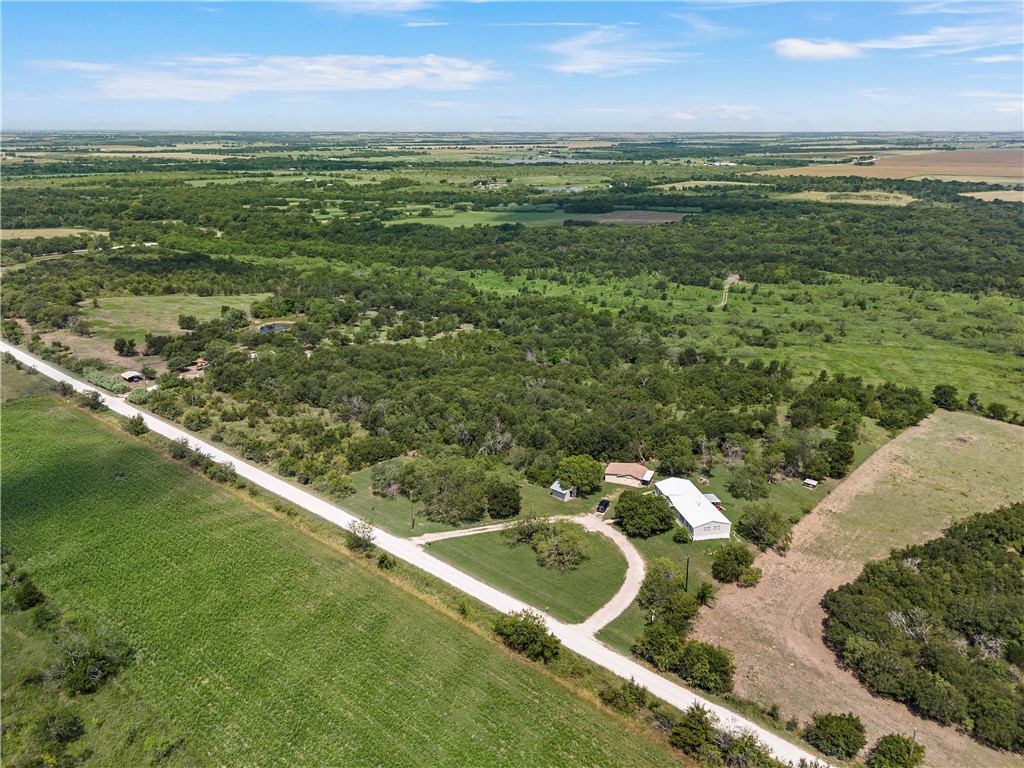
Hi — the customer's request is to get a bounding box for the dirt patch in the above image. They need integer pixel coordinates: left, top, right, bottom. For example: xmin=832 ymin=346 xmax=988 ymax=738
xmin=695 ymin=411 xmax=1024 ymax=767
xmin=1 ymin=227 xmax=107 ymax=240
xmin=777 ymin=190 xmax=916 ymax=206
xmin=761 ymin=150 xmax=1023 ymax=183
xmin=961 ymin=189 xmax=1024 ymax=203
xmin=588 ymin=211 xmax=691 ymax=225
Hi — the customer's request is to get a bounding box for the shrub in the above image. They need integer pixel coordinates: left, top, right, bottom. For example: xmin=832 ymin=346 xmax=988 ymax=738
xmin=344 ymin=520 xmax=376 ymax=554
xmin=182 ymin=409 xmax=212 ymax=431
xmin=494 ymin=610 xmax=560 ymax=664
xmin=737 ymin=567 xmax=763 ymax=587
xmin=12 ymin=578 xmax=46 ymax=611
xmin=672 ymin=526 xmax=692 ymax=544
xmin=484 ymin=476 xmax=521 ymax=519
xmin=616 ymin=490 xmax=675 ymax=538
xmin=676 ymin=639 xmax=735 ymax=693
xmin=376 ymin=552 xmax=397 ymax=570
xmin=867 ymin=734 xmax=926 ymax=768
xmin=33 ymin=706 xmax=85 ymax=749
xmin=669 ymin=704 xmax=718 ymax=758
xmin=598 ymin=678 xmax=650 ymax=715
xmin=81 ymin=367 xmax=127 ymax=394
xmin=125 ymin=387 xmax=151 ymax=404
xmin=168 ymin=437 xmax=191 ymax=460
xmin=203 ymin=461 xmax=237 ymax=484
xmin=123 ymin=414 xmax=149 ymax=436
xmin=711 ymin=541 xmax=756 ymax=583
xmin=737 ymin=503 xmax=791 ymax=551
xmin=75 ymin=390 xmax=104 ymax=410
xmin=803 ymin=712 xmax=867 ymax=759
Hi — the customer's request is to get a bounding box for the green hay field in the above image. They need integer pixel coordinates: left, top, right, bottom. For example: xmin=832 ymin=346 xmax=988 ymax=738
xmin=0 ymin=390 xmax=685 ymax=768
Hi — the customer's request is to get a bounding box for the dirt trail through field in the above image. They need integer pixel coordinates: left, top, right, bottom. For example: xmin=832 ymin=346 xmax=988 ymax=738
xmin=719 ymin=273 xmax=740 ymax=308
xmin=695 ymin=411 xmax=1024 ymax=767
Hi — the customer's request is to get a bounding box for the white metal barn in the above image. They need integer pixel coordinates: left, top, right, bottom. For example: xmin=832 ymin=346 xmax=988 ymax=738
xmin=654 ymin=477 xmax=732 ymax=541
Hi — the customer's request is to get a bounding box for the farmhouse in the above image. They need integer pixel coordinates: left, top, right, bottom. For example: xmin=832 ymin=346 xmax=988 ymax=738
xmin=120 ymin=370 xmax=143 ymax=383
xmin=604 ymin=462 xmax=654 ymax=488
xmin=549 ymin=480 xmax=576 ymax=502
xmin=654 ymin=477 xmax=731 ymax=541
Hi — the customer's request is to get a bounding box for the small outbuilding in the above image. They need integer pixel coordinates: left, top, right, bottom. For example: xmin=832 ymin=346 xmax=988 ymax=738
xmin=803 ymin=478 xmax=819 ymax=490
xmin=120 ymin=370 xmax=143 ymax=383
xmin=549 ymin=480 xmax=576 ymax=502
xmin=703 ymin=493 xmax=724 ymax=510
xmin=604 ymin=462 xmax=653 ymax=488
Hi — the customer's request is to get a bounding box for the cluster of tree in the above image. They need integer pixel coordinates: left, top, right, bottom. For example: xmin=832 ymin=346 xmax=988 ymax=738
xmin=823 ymin=503 xmax=1024 ymax=752
xmin=710 ymin=541 xmax=762 ymax=587
xmin=932 ymin=383 xmax=1019 ymax=426
xmin=615 ymin=490 xmax=676 ymax=538
xmin=802 ymin=712 xmax=866 ymax=759
xmin=371 ymin=456 xmax=521 ymax=525
xmin=502 ymin=518 xmax=588 ymax=571
xmin=631 ymin=558 xmax=734 ymax=693
xmin=493 ymin=610 xmax=560 ymax=664
xmin=668 ymin=704 xmax=794 ymax=768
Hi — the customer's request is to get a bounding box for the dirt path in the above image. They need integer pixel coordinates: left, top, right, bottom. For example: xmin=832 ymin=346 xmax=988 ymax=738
xmin=719 ymin=273 xmax=740 ymax=308
xmin=695 ymin=412 xmax=1024 ymax=767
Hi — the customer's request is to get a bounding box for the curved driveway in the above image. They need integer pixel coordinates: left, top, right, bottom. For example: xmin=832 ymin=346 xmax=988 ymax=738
xmin=1 ymin=341 xmax=830 ymax=768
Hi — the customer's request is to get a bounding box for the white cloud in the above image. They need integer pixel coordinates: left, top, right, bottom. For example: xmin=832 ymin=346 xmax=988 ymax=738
xmin=39 ymin=53 xmax=502 ymax=101
xmin=961 ymin=90 xmax=1021 ymax=97
xmin=321 ymin=1 xmax=435 ymax=15
xmin=668 ymin=104 xmax=757 ymax=121
xmin=903 ymin=2 xmax=1014 ymax=15
xmin=672 ymin=13 xmax=739 ymax=39
xmin=490 ymin=22 xmax=604 ymax=28
xmin=403 ymin=21 xmax=448 ymax=27
xmin=973 ymin=53 xmax=1024 ymax=62
xmin=545 ymin=26 xmax=677 ymax=75
xmin=772 ymin=38 xmax=862 ymax=60
xmin=854 ymin=88 xmax=909 ymax=102
xmin=860 ymin=24 xmax=1022 ymax=53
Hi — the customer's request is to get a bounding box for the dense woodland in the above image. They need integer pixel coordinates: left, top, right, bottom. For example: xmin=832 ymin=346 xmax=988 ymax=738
xmin=824 ymin=504 xmax=1024 ymax=751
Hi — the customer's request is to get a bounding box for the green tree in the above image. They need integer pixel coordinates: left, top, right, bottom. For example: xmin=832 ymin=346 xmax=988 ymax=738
xmin=657 ymin=437 xmax=696 ymax=476
xmin=803 ymin=712 xmax=867 ymax=759
xmin=122 ymin=414 xmax=149 ymax=436
xmin=113 ymin=337 xmax=137 ymax=357
xmin=484 ymin=476 xmax=522 ymax=519
xmin=669 ymin=704 xmax=719 ymax=759
xmin=736 ymin=502 xmax=791 ymax=551
xmin=178 ymin=314 xmax=198 ymax=330
xmin=637 ymin=557 xmax=686 ymax=615
xmin=632 ymin=621 xmax=684 ymax=670
xmin=931 ymin=384 xmax=961 ymax=411
xmin=555 ymin=454 xmax=603 ymax=495
xmin=494 ymin=610 xmax=560 ymax=664
xmin=616 ymin=489 xmax=675 ymax=538
xmin=725 ymin=463 xmax=769 ymax=500
xmin=868 ymin=734 xmax=926 ymax=768
xmin=711 ymin=541 xmax=756 ymax=583
xmin=676 ymin=640 xmax=735 ymax=693
xmin=531 ymin=521 xmax=587 ymax=570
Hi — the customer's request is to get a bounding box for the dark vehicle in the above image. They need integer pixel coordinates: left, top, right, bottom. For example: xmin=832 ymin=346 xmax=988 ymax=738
xmin=596 ymin=499 xmax=610 ymax=514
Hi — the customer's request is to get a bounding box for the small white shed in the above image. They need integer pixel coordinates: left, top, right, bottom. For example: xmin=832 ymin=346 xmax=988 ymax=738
xmin=549 ymin=480 xmax=576 ymax=502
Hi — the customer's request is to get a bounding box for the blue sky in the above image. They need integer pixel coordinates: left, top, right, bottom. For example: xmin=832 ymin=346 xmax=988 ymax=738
xmin=3 ymin=1 xmax=1022 ymax=131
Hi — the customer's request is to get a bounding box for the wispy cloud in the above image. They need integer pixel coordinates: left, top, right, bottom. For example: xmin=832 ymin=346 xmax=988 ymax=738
xmin=403 ymin=21 xmax=448 ymax=27
xmin=672 ymin=12 xmax=740 ymax=40
xmin=773 ymin=38 xmax=862 ymax=60
xmin=668 ymin=103 xmax=757 ymax=121
xmin=545 ymin=26 xmax=677 ymax=75
xmin=854 ymin=88 xmax=909 ymax=102
xmin=961 ymin=90 xmax=1021 ymax=97
xmin=489 ymin=22 xmax=605 ymax=28
xmin=320 ymin=1 xmax=435 ymax=15
xmin=972 ymin=52 xmax=1023 ymax=62
xmin=775 ymin=20 xmax=1022 ymax=61
xmin=903 ymin=2 xmax=1014 ymax=15
xmin=36 ymin=53 xmax=502 ymax=101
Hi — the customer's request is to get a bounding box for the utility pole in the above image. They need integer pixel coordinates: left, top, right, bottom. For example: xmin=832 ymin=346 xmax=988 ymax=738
xmin=909 ymin=727 xmax=917 ymax=763
xmin=685 ymin=555 xmax=690 ymax=592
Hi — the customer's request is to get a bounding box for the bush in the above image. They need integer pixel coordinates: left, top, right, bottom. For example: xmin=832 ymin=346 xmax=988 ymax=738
xmin=203 ymin=461 xmax=237 ymax=484
xmin=711 ymin=541 xmax=756 ymax=583
xmin=736 ymin=567 xmax=762 ymax=587
xmin=125 ymin=387 xmax=151 ymax=404
xmin=868 ymin=734 xmax=926 ymax=768
xmin=182 ymin=409 xmax=212 ymax=431
xmin=598 ymin=678 xmax=650 ymax=714
xmin=803 ymin=712 xmax=867 ymax=759
xmin=12 ymin=578 xmax=46 ymax=611
xmin=81 ymin=367 xmax=127 ymax=394
xmin=75 ymin=390 xmax=104 ymax=410
xmin=376 ymin=552 xmax=397 ymax=570
xmin=494 ymin=610 xmax=560 ymax=664
xmin=484 ymin=476 xmax=522 ymax=519
xmin=669 ymin=704 xmax=718 ymax=759
xmin=168 ymin=437 xmax=191 ymax=460
xmin=676 ymin=639 xmax=735 ymax=693
xmin=672 ymin=526 xmax=692 ymax=544
xmin=736 ymin=503 xmax=791 ymax=551
xmin=123 ymin=414 xmax=149 ymax=436
xmin=616 ymin=490 xmax=675 ymax=538
xmin=33 ymin=706 xmax=85 ymax=749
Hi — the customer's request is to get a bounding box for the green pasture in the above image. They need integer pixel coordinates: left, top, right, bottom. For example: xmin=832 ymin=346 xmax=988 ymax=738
xmin=427 ymin=529 xmax=628 ymax=624
xmin=463 ymin=270 xmax=1024 ymax=413
xmin=1 ymin=390 xmax=684 ymax=768
xmin=84 ymin=293 xmax=270 ymax=342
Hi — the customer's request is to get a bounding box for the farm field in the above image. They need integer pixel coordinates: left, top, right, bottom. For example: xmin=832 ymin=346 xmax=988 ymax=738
xmin=695 ymin=409 xmax=1024 ymax=768
xmin=463 ymin=270 xmax=1024 ymax=413
xmin=427 ymin=529 xmax=628 ymax=624
xmin=761 ymin=149 xmax=1024 ymax=183
xmin=775 ymin=190 xmax=916 ymax=206
xmin=0 ymin=390 xmax=688 ymax=768
xmin=962 ymin=189 xmax=1024 ymax=203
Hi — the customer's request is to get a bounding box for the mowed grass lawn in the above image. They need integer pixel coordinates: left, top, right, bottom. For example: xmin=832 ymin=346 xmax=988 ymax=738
xmin=1 ymin=394 xmax=684 ymax=768
xmin=428 ymin=530 xmax=628 ymax=624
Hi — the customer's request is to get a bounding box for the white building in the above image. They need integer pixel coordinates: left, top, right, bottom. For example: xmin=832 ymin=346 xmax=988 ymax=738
xmin=604 ymin=462 xmax=654 ymax=488
xmin=654 ymin=477 xmax=732 ymax=541
xmin=549 ymin=480 xmax=576 ymax=502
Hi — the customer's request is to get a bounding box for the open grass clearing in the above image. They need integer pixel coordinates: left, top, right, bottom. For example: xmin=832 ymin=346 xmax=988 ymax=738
xmin=1 ymin=227 xmax=108 ymax=240
xmin=0 ymin=389 xmax=687 ymax=768
xmin=695 ymin=410 xmax=1024 ymax=768
xmin=427 ymin=529 xmax=628 ymax=624
xmin=462 ymin=269 xmax=1024 ymax=413
xmin=961 ymin=189 xmax=1024 ymax=203
xmin=83 ymin=293 xmax=270 ymax=343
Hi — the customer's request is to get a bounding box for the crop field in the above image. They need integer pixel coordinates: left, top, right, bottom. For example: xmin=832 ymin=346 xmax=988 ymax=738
xmin=962 ymin=189 xmax=1024 ymax=203
xmin=427 ymin=529 xmax=628 ymax=624
xmin=762 ymin=149 xmax=1024 ymax=183
xmin=1 ymin=392 xmax=687 ymax=768
xmin=695 ymin=409 xmax=1024 ymax=768
xmin=465 ymin=270 xmax=1024 ymax=413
